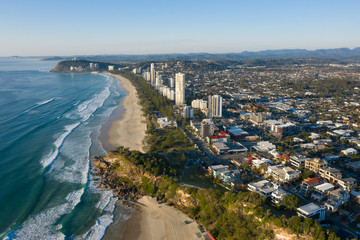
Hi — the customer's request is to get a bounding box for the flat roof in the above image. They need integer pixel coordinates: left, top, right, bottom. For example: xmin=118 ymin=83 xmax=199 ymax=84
xmin=297 ymin=202 xmax=322 ymax=215
xmin=315 ymin=183 xmax=334 ymax=192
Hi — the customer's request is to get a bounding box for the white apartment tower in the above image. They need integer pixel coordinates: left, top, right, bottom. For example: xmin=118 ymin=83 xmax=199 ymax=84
xmin=150 ymin=63 xmax=155 ymax=87
xmin=175 ymin=73 xmax=185 ymax=105
xmin=208 ymin=95 xmax=223 ymax=118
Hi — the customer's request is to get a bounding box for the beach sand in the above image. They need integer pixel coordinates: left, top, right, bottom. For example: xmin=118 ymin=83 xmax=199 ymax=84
xmin=103 ymin=74 xmax=202 ymax=240
xmin=107 ymin=73 xmax=147 ymax=153
xmin=121 ymin=196 xmax=202 ymax=240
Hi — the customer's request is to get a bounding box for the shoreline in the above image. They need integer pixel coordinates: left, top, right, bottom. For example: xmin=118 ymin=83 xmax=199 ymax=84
xmin=106 ymin=73 xmax=147 ymax=153
xmin=101 ymin=73 xmax=202 ymax=240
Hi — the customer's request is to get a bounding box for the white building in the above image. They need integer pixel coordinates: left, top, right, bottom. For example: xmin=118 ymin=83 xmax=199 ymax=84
xmin=108 ymin=65 xmax=114 ymax=71
xmin=267 ymin=165 xmax=301 ymax=182
xmin=271 ymin=189 xmax=288 ymax=204
xmin=248 ymin=180 xmax=278 ymax=198
xmin=324 ymin=188 xmax=350 ymax=212
xmin=157 ymin=117 xmax=177 ymax=128
xmin=169 ymin=77 xmax=175 ymax=88
xmin=341 ymin=148 xmax=357 ymax=156
xmin=297 ymin=203 xmax=325 ymax=220
xmin=150 ymin=63 xmax=155 ymax=87
xmin=191 ymin=99 xmax=208 ymax=110
xmin=175 ymin=73 xmax=185 ymax=105
xmin=208 ymin=95 xmax=223 ymax=118
xmin=310 ymin=183 xmax=335 ymax=201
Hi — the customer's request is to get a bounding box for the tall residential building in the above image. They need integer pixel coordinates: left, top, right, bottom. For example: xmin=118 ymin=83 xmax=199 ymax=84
xmin=182 ymin=106 xmax=194 ymax=119
xmin=150 ymin=63 xmax=155 ymax=87
xmin=191 ymin=99 xmax=208 ymax=110
xmin=175 ymin=73 xmax=185 ymax=105
xmin=200 ymin=119 xmax=215 ymax=138
xmin=208 ymin=95 xmax=223 ymax=118
xmin=169 ymin=78 xmax=175 ymax=88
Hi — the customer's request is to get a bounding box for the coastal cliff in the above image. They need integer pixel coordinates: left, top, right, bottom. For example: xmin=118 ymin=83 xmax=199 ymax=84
xmin=93 ymin=149 xmax=330 ymax=240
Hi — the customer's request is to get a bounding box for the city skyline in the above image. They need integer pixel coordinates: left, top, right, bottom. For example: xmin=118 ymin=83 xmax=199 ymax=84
xmin=1 ymin=0 xmax=360 ymax=56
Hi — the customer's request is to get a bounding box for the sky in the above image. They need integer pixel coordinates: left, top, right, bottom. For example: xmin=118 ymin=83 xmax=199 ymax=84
xmin=1 ymin=0 xmax=360 ymax=56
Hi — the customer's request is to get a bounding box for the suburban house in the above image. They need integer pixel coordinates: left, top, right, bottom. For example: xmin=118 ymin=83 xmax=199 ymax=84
xmin=271 ymin=189 xmax=288 ymax=204
xmin=267 ymin=165 xmax=300 ymax=182
xmin=324 ymin=188 xmax=350 ymax=212
xmin=248 ymin=180 xmax=278 ymax=198
xmin=310 ymin=183 xmax=335 ymax=201
xmin=305 ymin=158 xmax=328 ymax=173
xmin=300 ymin=177 xmax=324 ymax=195
xmin=297 ymin=202 xmax=325 ymax=220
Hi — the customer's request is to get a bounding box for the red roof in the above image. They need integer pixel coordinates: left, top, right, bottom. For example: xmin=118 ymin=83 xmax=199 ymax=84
xmin=210 ymin=135 xmax=227 ymax=139
xmin=303 ymin=177 xmax=322 ymax=186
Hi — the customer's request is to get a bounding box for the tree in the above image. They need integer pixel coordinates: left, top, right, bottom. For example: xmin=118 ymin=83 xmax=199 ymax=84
xmin=282 ymin=195 xmax=299 ymax=211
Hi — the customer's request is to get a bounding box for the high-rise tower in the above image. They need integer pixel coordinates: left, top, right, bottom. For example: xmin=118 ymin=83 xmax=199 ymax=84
xmin=150 ymin=63 xmax=155 ymax=87
xmin=175 ymin=73 xmax=185 ymax=105
xmin=208 ymin=95 xmax=223 ymax=118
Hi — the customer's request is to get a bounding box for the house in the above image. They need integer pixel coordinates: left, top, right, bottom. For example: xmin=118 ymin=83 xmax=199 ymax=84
xmin=290 ymin=155 xmax=307 ymax=168
xmin=297 ymin=203 xmax=325 ymax=220
xmin=310 ymin=183 xmax=335 ymax=201
xmin=271 ymin=189 xmax=288 ymax=204
xmin=252 ymin=158 xmax=271 ymax=168
xmin=157 ymin=117 xmax=177 ymax=128
xmin=324 ymin=188 xmax=350 ymax=212
xmin=253 ymin=141 xmax=276 ymax=152
xmin=305 ymin=158 xmax=328 ymax=173
xmin=319 ymin=167 xmax=342 ymax=183
xmin=310 ymin=132 xmax=321 ymax=140
xmin=208 ymin=165 xmax=229 ymax=176
xmin=301 ymin=143 xmax=316 ymax=150
xmin=341 ymin=148 xmax=357 ymax=156
xmin=345 ymin=161 xmax=360 ymax=172
xmin=338 ymin=177 xmax=358 ymax=191
xmin=300 ymin=177 xmax=324 ymax=195
xmin=267 ymin=165 xmax=300 ymax=182
xmin=269 ymin=149 xmax=280 ymax=158
xmin=248 ymin=180 xmax=278 ymax=198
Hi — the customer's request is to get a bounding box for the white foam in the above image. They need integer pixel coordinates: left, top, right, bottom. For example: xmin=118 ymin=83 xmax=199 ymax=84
xmin=77 ymin=95 xmax=97 ymax=113
xmin=76 ymin=214 xmax=113 ymax=240
xmin=7 ymin=188 xmax=84 ymax=240
xmin=40 ymin=123 xmax=80 ymax=168
xmin=36 ymin=98 xmax=54 ymax=106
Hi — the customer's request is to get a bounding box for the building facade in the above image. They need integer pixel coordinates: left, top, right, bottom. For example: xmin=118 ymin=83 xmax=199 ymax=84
xmin=175 ymin=73 xmax=185 ymax=105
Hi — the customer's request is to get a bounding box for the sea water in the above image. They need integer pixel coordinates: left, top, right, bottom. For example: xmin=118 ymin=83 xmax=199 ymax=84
xmin=0 ymin=58 xmax=126 ymax=239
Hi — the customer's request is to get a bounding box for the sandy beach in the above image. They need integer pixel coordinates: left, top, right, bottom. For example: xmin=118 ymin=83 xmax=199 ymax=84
xmin=103 ymin=74 xmax=203 ymax=240
xmin=122 ymin=196 xmax=202 ymax=240
xmin=107 ymin=73 xmax=147 ymax=153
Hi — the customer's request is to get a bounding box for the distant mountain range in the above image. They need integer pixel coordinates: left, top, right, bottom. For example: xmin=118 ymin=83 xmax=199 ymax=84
xmin=42 ymin=47 xmax=360 ymax=62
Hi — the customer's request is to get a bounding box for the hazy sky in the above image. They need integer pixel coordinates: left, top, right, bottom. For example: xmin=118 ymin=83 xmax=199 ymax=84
xmin=1 ymin=0 xmax=359 ymax=56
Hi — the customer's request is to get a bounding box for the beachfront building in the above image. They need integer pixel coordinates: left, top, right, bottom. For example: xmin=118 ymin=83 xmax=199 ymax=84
xmin=208 ymin=95 xmax=223 ymax=118
xmin=108 ymin=65 xmax=114 ymax=71
xmin=175 ymin=73 xmax=185 ymax=105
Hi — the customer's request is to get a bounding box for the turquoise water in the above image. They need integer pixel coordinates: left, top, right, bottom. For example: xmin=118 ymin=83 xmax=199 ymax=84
xmin=0 ymin=58 xmax=125 ymax=239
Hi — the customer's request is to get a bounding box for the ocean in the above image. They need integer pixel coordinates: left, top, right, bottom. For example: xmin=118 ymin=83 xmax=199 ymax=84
xmin=0 ymin=58 xmax=127 ymax=239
